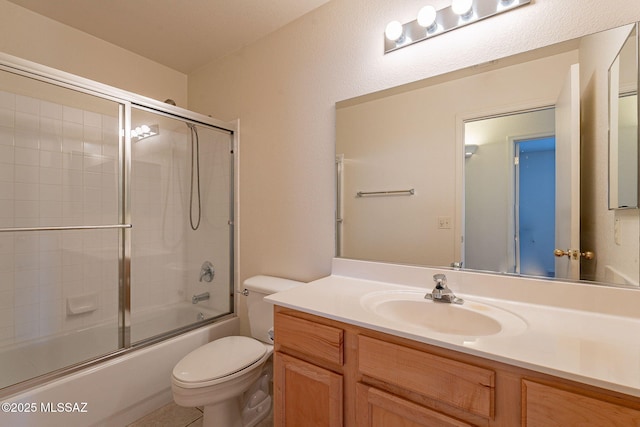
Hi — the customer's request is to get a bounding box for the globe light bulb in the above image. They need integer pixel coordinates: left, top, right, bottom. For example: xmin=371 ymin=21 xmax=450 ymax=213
xmin=417 ymin=5 xmax=437 ymax=30
xmin=451 ymin=0 xmax=473 ymax=16
xmin=385 ymin=20 xmax=404 ymax=42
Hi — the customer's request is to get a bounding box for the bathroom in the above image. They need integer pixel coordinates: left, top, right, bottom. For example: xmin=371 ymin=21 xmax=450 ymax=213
xmin=0 ymin=0 xmax=640 ymax=425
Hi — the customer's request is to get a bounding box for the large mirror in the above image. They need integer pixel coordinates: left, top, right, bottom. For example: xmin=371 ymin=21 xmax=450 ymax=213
xmin=336 ymin=22 xmax=639 ymax=288
xmin=609 ymin=25 xmax=638 ymax=210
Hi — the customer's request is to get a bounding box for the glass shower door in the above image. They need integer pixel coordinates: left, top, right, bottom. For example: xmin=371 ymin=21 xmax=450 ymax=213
xmin=129 ymin=107 xmax=234 ymax=343
xmin=0 ymin=69 xmax=125 ymax=389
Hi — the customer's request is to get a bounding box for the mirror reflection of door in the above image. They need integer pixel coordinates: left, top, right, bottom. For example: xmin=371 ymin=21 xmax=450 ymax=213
xmin=464 ymin=108 xmax=557 ymax=276
xmin=515 ymin=136 xmax=556 ymax=277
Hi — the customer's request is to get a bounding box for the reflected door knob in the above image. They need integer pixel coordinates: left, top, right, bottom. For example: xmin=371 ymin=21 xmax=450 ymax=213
xmin=554 ymin=249 xmax=595 ymax=260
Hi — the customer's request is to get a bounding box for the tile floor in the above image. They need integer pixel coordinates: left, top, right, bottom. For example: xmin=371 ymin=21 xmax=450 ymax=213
xmin=128 ymin=401 xmax=274 ymax=427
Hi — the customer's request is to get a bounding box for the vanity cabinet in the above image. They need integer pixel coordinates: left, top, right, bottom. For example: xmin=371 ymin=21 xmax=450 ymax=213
xmin=273 ymin=307 xmax=640 ymax=426
xmin=522 ymin=380 xmax=640 ymax=426
xmin=273 ymin=311 xmax=345 ymax=426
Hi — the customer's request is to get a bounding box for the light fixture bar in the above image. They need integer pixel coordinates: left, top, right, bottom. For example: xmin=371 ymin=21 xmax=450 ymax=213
xmin=384 ymin=0 xmax=531 ymax=54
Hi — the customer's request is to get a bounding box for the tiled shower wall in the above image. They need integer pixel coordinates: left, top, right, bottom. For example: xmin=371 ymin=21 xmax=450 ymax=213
xmin=0 ymin=90 xmax=121 ymax=347
xmin=130 ymin=121 xmax=232 ymax=318
xmin=130 ymin=129 xmax=188 ymax=313
xmin=0 ymin=90 xmax=233 ymax=350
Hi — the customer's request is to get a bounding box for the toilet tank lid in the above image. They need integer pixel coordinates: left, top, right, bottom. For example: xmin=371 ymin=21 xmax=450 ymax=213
xmin=243 ymin=275 xmax=304 ymax=294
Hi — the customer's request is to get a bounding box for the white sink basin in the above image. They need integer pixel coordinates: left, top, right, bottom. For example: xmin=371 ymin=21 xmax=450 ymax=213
xmin=361 ymin=290 xmax=527 ymax=337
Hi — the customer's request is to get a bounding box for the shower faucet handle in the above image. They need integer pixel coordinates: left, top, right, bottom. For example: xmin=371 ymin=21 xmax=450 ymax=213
xmin=199 ymin=261 xmax=215 ymax=282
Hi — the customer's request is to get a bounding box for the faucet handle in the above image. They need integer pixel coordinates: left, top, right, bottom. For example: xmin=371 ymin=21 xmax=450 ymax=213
xmin=433 ymin=274 xmax=447 ymax=287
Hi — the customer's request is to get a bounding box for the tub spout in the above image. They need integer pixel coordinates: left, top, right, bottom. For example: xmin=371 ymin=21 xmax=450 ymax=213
xmin=192 ymin=292 xmax=210 ymax=304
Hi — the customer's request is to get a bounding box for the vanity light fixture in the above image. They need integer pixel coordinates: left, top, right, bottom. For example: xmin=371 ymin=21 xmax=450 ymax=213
xmin=131 ymin=124 xmax=159 ymax=142
xmin=384 ymin=0 xmax=531 ymax=54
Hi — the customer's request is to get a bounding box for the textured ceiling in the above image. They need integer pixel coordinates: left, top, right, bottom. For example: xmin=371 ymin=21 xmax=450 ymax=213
xmin=7 ymin=0 xmax=329 ymax=73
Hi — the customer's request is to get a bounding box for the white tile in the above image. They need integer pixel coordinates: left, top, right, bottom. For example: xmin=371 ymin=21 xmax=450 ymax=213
xmin=39 ymin=167 xmax=62 ymax=185
xmin=0 ymin=289 xmax=14 ymax=309
xmin=39 ymin=134 xmax=62 ymax=152
xmin=0 ymin=126 xmax=13 ymax=146
xmin=84 ymin=126 xmax=102 ymax=144
xmin=102 ymin=141 xmax=119 ymax=158
xmin=62 ymin=169 xmax=82 ymax=187
xmin=62 ymin=201 xmax=83 ymax=221
xmin=62 ymin=152 xmax=83 ymax=170
xmin=0 ymin=108 xmax=14 ymax=128
xmin=13 ymin=218 xmax=38 ymax=228
xmin=14 ymin=165 xmax=39 ymax=184
xmin=15 ymin=95 xmax=39 ymax=115
xmin=14 ymin=320 xmax=39 ymax=341
xmin=63 ymin=186 xmax=83 ymax=202
xmin=0 ymin=200 xmax=13 ymax=219
xmin=40 ymin=201 xmax=62 ymax=218
xmin=14 ymin=200 xmax=39 ymax=218
xmin=39 ymin=266 xmax=62 ymax=287
xmin=40 ymin=101 xmax=62 ymax=120
xmin=39 ymin=251 xmax=62 ymax=270
xmin=14 ymin=113 xmax=39 ymax=132
xmin=0 ymin=234 xmax=13 ymax=254
xmin=14 ymin=147 xmax=39 ymax=166
xmin=0 ymin=181 xmax=14 ymax=200
xmin=0 ymin=271 xmax=15 ymax=292
xmin=13 ymin=251 xmax=39 ymax=274
xmin=0 ymin=144 xmax=13 ymax=162
xmin=83 ymin=172 xmax=102 ymax=189
xmin=39 ymin=314 xmax=63 ymax=336
xmin=0 ymin=305 xmax=14 ymax=325
xmin=61 ymin=232 xmax=82 ymax=251
xmin=14 ymin=303 xmax=39 ymax=326
xmin=40 ymin=184 xmax=62 ymax=202
xmin=0 ymin=91 xmax=15 ymax=109
xmin=62 ymin=137 xmax=83 ymax=154
xmin=63 ymin=106 xmax=83 ymax=124
xmin=62 ymin=264 xmax=82 ymax=282
xmin=84 ymin=111 xmax=102 ymax=128
xmin=14 ymin=182 xmax=39 ymax=201
xmin=14 ymin=233 xmax=38 ymax=253
xmin=40 ymin=150 xmax=62 ymax=168
xmin=83 ymin=154 xmax=103 ymax=173
xmin=40 ymin=117 xmax=63 ymax=136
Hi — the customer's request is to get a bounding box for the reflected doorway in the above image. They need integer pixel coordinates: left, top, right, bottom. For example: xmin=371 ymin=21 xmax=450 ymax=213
xmin=463 ymin=107 xmax=556 ymax=275
xmin=515 ymin=136 xmax=556 ymax=277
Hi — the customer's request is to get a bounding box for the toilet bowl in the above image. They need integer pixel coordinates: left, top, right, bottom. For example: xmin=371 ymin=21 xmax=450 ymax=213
xmin=171 ymin=275 xmax=303 ymax=427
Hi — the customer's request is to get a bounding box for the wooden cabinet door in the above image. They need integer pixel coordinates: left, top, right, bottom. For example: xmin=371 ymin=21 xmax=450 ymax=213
xmin=356 ymin=383 xmax=474 ymax=427
xmin=523 ymin=380 xmax=640 ymax=426
xmin=274 ymin=352 xmax=343 ymax=427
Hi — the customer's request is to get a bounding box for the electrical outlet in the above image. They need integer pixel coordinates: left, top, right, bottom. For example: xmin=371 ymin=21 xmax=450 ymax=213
xmin=438 ymin=216 xmax=452 ymax=229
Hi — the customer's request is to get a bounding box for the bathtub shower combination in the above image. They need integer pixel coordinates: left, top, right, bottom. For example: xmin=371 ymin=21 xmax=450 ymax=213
xmin=0 ymin=54 xmax=236 ymax=395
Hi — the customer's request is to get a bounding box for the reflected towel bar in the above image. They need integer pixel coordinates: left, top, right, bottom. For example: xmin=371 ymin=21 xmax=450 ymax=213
xmin=356 ymin=189 xmax=415 ymax=197
xmin=0 ymin=224 xmax=133 ymax=233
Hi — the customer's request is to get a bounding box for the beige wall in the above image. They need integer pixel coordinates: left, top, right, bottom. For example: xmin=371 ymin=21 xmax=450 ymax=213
xmin=187 ymin=0 xmax=640 ymax=288
xmin=0 ymin=0 xmax=187 ymax=106
xmin=580 ymin=24 xmax=639 ymax=285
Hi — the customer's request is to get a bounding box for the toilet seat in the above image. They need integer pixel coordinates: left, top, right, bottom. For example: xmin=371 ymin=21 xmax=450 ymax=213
xmin=172 ymin=336 xmax=268 ymax=389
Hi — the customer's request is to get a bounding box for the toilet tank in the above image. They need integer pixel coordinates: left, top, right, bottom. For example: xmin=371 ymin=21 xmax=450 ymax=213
xmin=243 ymin=275 xmax=303 ymax=344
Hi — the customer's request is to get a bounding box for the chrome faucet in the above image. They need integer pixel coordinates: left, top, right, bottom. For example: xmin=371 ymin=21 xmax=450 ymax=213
xmin=424 ymin=274 xmax=464 ymax=304
xmin=199 ymin=261 xmax=215 ymax=282
xmin=192 ymin=292 xmax=210 ymax=304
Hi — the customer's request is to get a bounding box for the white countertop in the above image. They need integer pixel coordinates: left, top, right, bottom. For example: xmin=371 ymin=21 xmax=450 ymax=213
xmin=266 ymin=259 xmax=640 ymax=398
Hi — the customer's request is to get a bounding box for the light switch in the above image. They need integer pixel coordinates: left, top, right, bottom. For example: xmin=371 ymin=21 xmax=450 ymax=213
xmin=438 ymin=216 xmax=452 ymax=229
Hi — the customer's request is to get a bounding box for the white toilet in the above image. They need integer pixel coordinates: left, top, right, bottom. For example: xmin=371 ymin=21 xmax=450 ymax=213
xmin=171 ymin=275 xmax=302 ymax=427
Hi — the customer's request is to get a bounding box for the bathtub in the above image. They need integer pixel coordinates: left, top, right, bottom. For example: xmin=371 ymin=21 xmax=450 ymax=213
xmin=1 ymin=305 xmax=239 ymax=427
